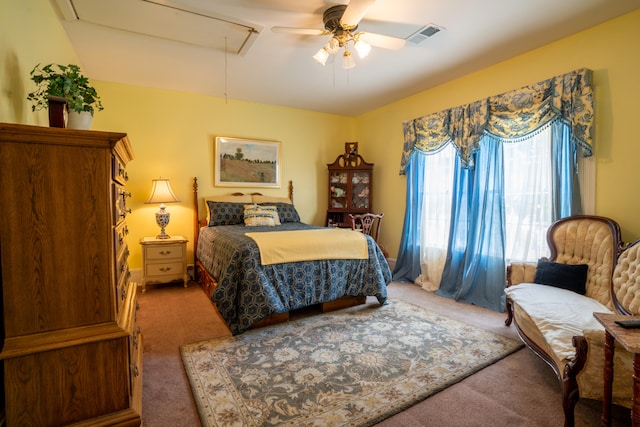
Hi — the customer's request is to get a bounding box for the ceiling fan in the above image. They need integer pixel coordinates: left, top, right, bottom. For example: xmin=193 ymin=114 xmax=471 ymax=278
xmin=271 ymin=0 xmax=406 ymax=69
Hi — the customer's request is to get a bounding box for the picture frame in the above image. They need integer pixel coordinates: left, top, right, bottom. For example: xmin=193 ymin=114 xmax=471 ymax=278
xmin=215 ymin=137 xmax=281 ymax=188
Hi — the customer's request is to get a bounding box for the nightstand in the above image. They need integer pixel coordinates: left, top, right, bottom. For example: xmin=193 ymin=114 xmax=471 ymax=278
xmin=140 ymin=235 xmax=189 ymax=293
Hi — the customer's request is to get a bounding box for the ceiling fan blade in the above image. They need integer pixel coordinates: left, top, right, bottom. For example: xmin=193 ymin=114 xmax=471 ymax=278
xmin=359 ymin=32 xmax=406 ymax=50
xmin=271 ymin=26 xmax=327 ymax=36
xmin=341 ymin=0 xmax=376 ymax=29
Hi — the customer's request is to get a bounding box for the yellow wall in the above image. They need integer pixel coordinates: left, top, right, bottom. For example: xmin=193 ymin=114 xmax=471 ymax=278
xmin=2 ymin=1 xmax=640 ymax=270
xmin=94 ymin=82 xmax=355 ymax=267
xmin=1 ymin=0 xmax=355 ymax=269
xmin=0 ymin=0 xmax=80 ymax=125
xmin=358 ymin=8 xmax=640 ymax=254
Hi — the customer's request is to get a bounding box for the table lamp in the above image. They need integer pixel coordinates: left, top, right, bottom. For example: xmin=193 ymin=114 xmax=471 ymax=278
xmin=145 ymin=178 xmax=180 ymax=239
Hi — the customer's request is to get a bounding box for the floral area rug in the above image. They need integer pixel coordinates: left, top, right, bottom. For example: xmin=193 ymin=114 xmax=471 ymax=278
xmin=180 ymin=300 xmax=522 ymax=426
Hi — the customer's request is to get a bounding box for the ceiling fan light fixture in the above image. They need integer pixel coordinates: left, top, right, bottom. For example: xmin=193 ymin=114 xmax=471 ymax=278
xmin=354 ymin=39 xmax=371 ymax=59
xmin=325 ymin=37 xmax=341 ymax=54
xmin=343 ymin=50 xmax=356 ymax=70
xmin=313 ymin=48 xmax=329 ymax=66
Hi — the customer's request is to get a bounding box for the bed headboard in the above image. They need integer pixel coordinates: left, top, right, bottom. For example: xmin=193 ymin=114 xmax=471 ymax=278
xmin=192 ymin=177 xmax=294 ymax=270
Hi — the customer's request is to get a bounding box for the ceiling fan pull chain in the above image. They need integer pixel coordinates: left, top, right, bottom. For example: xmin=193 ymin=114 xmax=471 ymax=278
xmin=224 ymin=36 xmax=228 ymax=104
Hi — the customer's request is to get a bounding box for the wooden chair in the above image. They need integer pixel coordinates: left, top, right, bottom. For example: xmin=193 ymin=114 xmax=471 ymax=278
xmin=349 ymin=213 xmax=387 ymax=257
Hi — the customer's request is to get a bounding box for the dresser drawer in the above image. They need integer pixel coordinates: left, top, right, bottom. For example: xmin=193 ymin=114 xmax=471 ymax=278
xmin=116 ymin=266 xmax=130 ymax=315
xmin=112 ymin=152 xmax=129 ymax=185
xmin=146 ymin=244 xmax=184 ymax=260
xmin=113 ymin=183 xmax=131 ymax=224
xmin=131 ymin=332 xmax=143 ymax=414
xmin=146 ymin=261 xmax=184 ymax=277
xmin=116 ymin=241 xmax=130 ymax=274
xmin=114 ymin=221 xmax=129 ymax=259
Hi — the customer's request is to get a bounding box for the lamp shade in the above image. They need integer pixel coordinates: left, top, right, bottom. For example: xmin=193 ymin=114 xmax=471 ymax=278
xmin=145 ymin=178 xmax=179 ymax=239
xmin=343 ymin=50 xmax=356 ymax=70
xmin=145 ymin=178 xmax=180 ymax=204
xmin=313 ymin=48 xmax=329 ymax=66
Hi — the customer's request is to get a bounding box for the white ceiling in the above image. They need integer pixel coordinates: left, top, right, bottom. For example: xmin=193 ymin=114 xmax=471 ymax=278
xmin=51 ymin=0 xmax=639 ymax=116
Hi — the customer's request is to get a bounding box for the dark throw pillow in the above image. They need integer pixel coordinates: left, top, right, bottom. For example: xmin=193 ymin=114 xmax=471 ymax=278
xmin=207 ymin=201 xmax=245 ymax=226
xmin=259 ymin=202 xmax=301 ymax=223
xmin=533 ymin=260 xmax=589 ymax=295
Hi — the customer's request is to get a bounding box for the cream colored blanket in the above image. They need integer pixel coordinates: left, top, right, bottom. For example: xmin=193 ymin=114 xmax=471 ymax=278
xmin=245 ymin=228 xmax=369 ymax=265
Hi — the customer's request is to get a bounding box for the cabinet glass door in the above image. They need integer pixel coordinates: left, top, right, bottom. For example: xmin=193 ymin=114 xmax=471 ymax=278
xmin=351 ymin=171 xmax=370 ymax=209
xmin=330 ymin=172 xmax=348 ymax=208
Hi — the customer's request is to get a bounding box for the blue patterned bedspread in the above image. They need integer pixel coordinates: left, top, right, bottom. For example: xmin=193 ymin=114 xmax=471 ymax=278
xmin=197 ymin=223 xmax=391 ymax=334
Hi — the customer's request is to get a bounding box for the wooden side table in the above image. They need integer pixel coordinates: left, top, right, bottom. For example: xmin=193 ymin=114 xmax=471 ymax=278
xmin=593 ymin=312 xmax=640 ymax=426
xmin=140 ymin=235 xmax=189 ymax=293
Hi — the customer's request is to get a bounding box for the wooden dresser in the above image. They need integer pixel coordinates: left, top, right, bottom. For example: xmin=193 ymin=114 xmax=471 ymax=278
xmin=0 ymin=123 xmax=141 ymax=426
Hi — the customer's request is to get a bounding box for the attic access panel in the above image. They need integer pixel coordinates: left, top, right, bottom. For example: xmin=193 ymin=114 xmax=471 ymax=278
xmin=54 ymin=0 xmax=260 ymax=55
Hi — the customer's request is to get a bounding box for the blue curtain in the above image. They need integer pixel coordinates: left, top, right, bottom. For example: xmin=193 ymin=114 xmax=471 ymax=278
xmin=436 ymin=135 xmax=507 ymax=312
xmin=394 ymin=121 xmax=581 ymax=311
xmin=395 ymin=70 xmax=592 ymax=311
xmin=552 ymin=120 xmax=582 ymax=219
xmin=392 ymin=151 xmax=426 ymax=282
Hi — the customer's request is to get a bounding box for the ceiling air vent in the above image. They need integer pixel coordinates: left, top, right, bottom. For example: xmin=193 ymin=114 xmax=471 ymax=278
xmin=407 ymin=24 xmax=444 ymax=44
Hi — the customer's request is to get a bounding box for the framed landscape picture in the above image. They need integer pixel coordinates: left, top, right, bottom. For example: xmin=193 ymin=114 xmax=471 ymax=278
xmin=215 ymin=137 xmax=281 ymax=188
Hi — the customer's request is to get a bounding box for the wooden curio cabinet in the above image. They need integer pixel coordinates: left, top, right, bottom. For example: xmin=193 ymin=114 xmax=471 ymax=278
xmin=327 ymin=142 xmax=373 ymax=228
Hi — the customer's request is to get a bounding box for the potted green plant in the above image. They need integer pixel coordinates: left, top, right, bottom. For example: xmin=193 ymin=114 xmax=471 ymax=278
xmin=27 ymin=63 xmax=104 ymax=129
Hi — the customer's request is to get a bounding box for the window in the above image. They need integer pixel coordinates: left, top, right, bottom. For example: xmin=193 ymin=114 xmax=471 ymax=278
xmin=503 ymin=128 xmax=553 ymax=263
xmin=417 ymin=125 xmax=592 ymax=292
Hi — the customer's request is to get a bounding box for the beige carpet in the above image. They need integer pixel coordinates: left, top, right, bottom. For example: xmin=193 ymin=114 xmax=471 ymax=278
xmin=180 ymin=300 xmax=523 ymax=426
xmin=138 ymin=282 xmax=632 ymax=426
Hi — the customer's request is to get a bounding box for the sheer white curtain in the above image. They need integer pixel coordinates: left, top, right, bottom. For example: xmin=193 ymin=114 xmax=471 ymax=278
xmin=416 ymin=142 xmax=455 ymax=292
xmin=503 ymin=128 xmax=553 ymax=263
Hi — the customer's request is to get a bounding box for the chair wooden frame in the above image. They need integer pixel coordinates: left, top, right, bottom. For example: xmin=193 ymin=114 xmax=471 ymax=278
xmin=349 ymin=213 xmax=383 ymax=243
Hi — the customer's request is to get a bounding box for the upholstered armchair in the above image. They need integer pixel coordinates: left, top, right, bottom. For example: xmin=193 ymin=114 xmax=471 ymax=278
xmin=504 ymin=215 xmax=640 ymax=426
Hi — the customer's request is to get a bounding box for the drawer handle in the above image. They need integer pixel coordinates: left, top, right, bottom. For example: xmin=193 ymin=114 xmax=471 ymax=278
xmin=133 ymin=365 xmax=139 ymax=377
xmin=121 ymin=287 xmax=126 ymax=300
xmin=159 ymin=250 xmax=172 ymax=256
xmin=133 ymin=334 xmax=138 ymax=348
xmin=159 ymin=267 xmax=172 ymax=272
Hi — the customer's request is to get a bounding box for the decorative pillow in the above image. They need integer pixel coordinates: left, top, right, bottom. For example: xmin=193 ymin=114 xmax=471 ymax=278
xmin=259 ymin=202 xmax=300 ymax=223
xmin=206 ymin=201 xmax=246 ymax=226
xmin=251 ymin=195 xmax=292 ymax=205
xmin=534 ymin=260 xmax=589 ymax=295
xmin=244 ymin=204 xmax=281 ymax=227
xmin=205 ymin=195 xmax=252 ymax=224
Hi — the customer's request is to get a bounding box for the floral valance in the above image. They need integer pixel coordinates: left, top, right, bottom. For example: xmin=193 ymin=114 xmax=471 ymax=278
xmin=400 ymin=68 xmax=594 ymax=173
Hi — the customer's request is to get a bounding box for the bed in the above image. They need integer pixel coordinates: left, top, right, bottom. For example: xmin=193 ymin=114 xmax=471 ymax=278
xmin=192 ymin=177 xmax=391 ymax=335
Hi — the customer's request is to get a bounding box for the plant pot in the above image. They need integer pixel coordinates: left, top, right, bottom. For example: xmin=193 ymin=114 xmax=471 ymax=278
xmin=48 ymin=96 xmax=67 ymax=128
xmin=67 ymin=111 xmax=94 ymax=130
